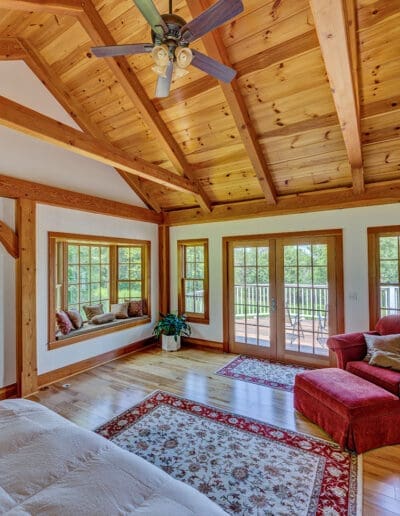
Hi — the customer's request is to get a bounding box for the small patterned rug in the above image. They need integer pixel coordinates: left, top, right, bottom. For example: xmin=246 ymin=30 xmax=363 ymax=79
xmin=216 ymin=355 xmax=310 ymax=392
xmin=96 ymin=391 xmax=361 ymax=516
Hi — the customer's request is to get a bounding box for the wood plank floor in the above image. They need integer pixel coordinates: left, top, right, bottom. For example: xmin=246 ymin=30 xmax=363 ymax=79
xmin=29 ymin=346 xmax=400 ymax=515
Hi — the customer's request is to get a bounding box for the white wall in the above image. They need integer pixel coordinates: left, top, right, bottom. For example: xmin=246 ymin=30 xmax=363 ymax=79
xmin=37 ymin=204 xmax=158 ymax=374
xmin=0 ymin=198 xmax=16 ymax=388
xmin=170 ymin=203 xmax=400 ymax=342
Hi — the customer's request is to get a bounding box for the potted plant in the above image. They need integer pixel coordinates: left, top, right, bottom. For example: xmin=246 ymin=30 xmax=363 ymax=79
xmin=153 ymin=312 xmax=191 ymax=351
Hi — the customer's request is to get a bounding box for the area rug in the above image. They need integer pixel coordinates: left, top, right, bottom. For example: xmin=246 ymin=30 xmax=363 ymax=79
xmin=215 ymin=355 xmax=310 ymax=392
xmin=96 ymin=390 xmax=361 ymax=516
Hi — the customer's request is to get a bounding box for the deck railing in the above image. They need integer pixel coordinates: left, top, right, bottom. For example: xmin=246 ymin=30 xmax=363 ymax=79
xmin=380 ymin=285 xmax=400 ymax=315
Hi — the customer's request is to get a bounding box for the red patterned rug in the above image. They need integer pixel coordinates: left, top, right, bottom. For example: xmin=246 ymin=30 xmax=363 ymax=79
xmin=96 ymin=391 xmax=361 ymax=515
xmin=216 ymin=355 xmax=310 ymax=392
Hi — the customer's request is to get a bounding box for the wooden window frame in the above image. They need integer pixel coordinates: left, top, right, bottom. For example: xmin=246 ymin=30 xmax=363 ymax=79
xmin=368 ymin=225 xmax=400 ymax=328
xmin=178 ymin=239 xmax=209 ymax=324
xmin=48 ymin=232 xmax=151 ymax=349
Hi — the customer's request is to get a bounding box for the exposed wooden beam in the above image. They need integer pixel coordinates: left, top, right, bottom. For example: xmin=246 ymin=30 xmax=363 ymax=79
xmin=19 ymin=38 xmax=157 ymax=210
xmin=16 ymin=198 xmax=38 ymax=397
xmin=0 ymin=174 xmax=163 ymax=223
xmin=310 ymin=0 xmax=364 ymax=194
xmin=0 ymin=219 xmax=18 ymax=258
xmin=0 ymin=37 xmax=26 ymax=61
xmin=187 ymin=0 xmax=277 ymax=206
xmin=0 ymin=95 xmax=198 ymax=195
xmin=164 ymin=180 xmax=400 ymax=226
xmin=0 ymin=0 xmax=82 ymax=15
xmin=116 ymin=170 xmax=161 ymax=213
xmin=78 ymin=0 xmax=212 ymax=212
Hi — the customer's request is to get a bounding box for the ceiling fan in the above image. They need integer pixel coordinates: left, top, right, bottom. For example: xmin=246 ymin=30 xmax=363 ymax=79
xmin=91 ymin=0 xmax=244 ymax=98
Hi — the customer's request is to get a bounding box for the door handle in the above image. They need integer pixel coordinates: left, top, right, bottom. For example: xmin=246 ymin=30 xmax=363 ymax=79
xmin=271 ymin=298 xmax=277 ymax=312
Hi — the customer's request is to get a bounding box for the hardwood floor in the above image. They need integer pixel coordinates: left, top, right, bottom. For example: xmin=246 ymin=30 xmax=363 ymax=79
xmin=29 ymin=345 xmax=400 ymax=515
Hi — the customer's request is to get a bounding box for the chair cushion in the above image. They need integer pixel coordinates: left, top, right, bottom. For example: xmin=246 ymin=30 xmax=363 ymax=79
xmin=375 ymin=315 xmax=400 ymax=335
xmin=346 ymin=360 xmax=400 ymax=396
xmin=294 ymin=368 xmax=398 ymax=419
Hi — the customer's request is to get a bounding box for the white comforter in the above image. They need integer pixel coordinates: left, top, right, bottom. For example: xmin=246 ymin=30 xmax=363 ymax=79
xmin=0 ymin=399 xmax=227 ymax=515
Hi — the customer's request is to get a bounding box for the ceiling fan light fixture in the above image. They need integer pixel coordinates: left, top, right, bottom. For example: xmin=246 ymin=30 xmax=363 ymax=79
xmin=151 ymin=44 xmax=169 ymax=66
xmin=151 ymin=63 xmax=168 ymax=77
xmin=172 ymin=63 xmax=189 ymax=79
xmin=175 ymin=46 xmax=193 ymax=68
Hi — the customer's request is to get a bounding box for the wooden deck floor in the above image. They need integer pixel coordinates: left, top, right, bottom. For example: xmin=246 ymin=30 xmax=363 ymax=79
xmin=29 ymin=345 xmax=400 ymax=515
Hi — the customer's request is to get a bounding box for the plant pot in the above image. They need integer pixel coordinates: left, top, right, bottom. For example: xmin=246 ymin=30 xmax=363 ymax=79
xmin=161 ymin=334 xmax=181 ymax=352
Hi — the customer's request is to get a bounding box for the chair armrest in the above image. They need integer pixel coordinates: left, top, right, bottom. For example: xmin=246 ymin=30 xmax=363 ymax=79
xmin=327 ymin=331 xmax=376 ymax=369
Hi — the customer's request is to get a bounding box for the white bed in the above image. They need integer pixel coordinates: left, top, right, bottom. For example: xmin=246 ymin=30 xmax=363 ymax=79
xmin=0 ymin=399 xmax=227 ymax=515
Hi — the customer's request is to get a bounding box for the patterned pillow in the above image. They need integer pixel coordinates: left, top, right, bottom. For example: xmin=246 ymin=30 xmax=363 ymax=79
xmin=127 ymin=299 xmax=144 ymax=317
xmin=83 ymin=304 xmax=104 ymax=321
xmin=111 ymin=303 xmax=129 ymax=319
xmin=56 ymin=310 xmax=73 ymax=335
xmin=91 ymin=312 xmax=116 ymax=325
xmin=364 ymin=333 xmax=400 ymax=361
xmin=66 ymin=309 xmax=83 ymax=329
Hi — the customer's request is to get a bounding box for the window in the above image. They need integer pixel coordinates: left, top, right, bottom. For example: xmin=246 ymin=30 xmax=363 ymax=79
xmin=368 ymin=227 xmax=400 ymax=326
xmin=49 ymin=233 xmax=150 ymax=347
xmin=178 ymin=239 xmax=209 ymax=324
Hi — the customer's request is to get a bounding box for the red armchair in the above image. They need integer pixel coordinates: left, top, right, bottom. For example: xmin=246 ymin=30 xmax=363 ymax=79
xmin=328 ymin=315 xmax=400 ymax=396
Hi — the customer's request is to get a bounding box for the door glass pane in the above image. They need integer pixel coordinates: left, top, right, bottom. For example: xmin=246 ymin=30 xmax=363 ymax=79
xmin=283 ymin=243 xmax=329 ymax=356
xmin=233 ymin=245 xmax=270 ymax=348
xmin=379 ymin=235 xmax=400 ymax=317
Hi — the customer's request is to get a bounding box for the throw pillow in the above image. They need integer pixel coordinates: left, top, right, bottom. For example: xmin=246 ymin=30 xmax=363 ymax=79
xmin=127 ymin=299 xmax=144 ymax=317
xmin=56 ymin=310 xmax=73 ymax=335
xmin=83 ymin=304 xmax=104 ymax=321
xmin=364 ymin=333 xmax=400 ymax=362
xmin=91 ymin=312 xmax=116 ymax=325
xmin=111 ymin=302 xmax=129 ymax=319
xmin=66 ymin=309 xmax=83 ymax=329
xmin=369 ymin=350 xmax=400 ymax=371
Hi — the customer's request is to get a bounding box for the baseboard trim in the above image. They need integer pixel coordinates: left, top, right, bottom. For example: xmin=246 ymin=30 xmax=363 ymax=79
xmin=0 ymin=383 xmax=17 ymax=400
xmin=38 ymin=337 xmax=156 ymax=388
xmin=182 ymin=337 xmax=223 ymax=351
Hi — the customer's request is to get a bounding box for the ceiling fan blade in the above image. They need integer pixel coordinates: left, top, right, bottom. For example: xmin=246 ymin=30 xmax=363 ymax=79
xmin=180 ymin=0 xmax=243 ymax=44
xmin=91 ymin=43 xmax=153 ymax=58
xmin=155 ymin=61 xmax=173 ymax=98
xmin=191 ymin=50 xmax=236 ymax=83
xmin=133 ymin=0 xmax=168 ymax=37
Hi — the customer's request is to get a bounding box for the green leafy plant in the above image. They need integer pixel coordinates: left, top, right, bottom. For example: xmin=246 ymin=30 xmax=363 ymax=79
xmin=153 ymin=312 xmax=191 ymax=342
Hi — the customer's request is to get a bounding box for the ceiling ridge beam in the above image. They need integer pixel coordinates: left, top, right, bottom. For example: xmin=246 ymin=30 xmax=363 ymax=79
xmin=188 ymin=0 xmax=277 ymax=206
xmin=18 ymin=37 xmax=160 ymax=212
xmin=164 ymin=179 xmax=400 ymax=226
xmin=310 ymin=0 xmax=364 ymax=194
xmin=0 ymin=173 xmax=162 ymax=223
xmin=0 ymin=94 xmax=198 ymax=195
xmin=77 ymin=0 xmax=212 ymax=213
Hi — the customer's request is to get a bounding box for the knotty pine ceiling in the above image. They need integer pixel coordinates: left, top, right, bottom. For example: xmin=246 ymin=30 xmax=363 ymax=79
xmin=0 ymin=0 xmax=399 ymax=217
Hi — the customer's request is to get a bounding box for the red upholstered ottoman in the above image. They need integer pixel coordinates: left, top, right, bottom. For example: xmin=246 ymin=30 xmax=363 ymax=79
xmin=294 ymin=368 xmax=400 ymax=453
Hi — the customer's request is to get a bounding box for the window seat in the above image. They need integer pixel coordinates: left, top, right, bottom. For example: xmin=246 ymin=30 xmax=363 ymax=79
xmin=50 ymin=315 xmax=150 ymax=350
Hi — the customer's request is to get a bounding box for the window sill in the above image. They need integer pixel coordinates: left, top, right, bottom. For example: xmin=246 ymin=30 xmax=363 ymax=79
xmin=48 ymin=316 xmax=151 ymax=350
xmin=185 ymin=315 xmax=209 ymax=325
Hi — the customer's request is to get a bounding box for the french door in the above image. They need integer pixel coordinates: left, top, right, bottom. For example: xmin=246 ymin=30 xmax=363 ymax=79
xmin=225 ymin=232 xmax=343 ymax=367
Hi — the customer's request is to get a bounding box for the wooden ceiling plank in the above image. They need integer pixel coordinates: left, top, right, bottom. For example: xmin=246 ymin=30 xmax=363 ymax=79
xmin=310 ymin=0 xmax=364 ymax=193
xmin=187 ymin=0 xmax=277 ymax=206
xmin=0 ymin=173 xmax=162 ymax=223
xmin=0 ymin=0 xmax=83 ymax=15
xmin=0 ymin=37 xmax=26 ymax=60
xmin=0 ymin=95 xmax=198 ymax=195
xmin=19 ymin=38 xmax=157 ymax=210
xmin=164 ymin=179 xmax=400 ymax=226
xmin=77 ymin=0 xmax=212 ymax=212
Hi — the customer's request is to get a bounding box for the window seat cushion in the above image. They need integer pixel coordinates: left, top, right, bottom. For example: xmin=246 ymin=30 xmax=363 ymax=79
xmin=56 ymin=315 xmax=149 ymax=341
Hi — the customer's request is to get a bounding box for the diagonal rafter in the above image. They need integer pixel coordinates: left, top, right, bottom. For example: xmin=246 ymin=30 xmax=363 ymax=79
xmin=0 ymin=94 xmax=198 ymax=194
xmin=0 ymin=37 xmax=26 ymax=60
xmin=15 ymin=37 xmax=161 ymax=212
xmin=310 ymin=0 xmax=364 ymax=194
xmin=187 ymin=0 xmax=277 ymax=206
xmin=77 ymin=0 xmax=212 ymax=212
